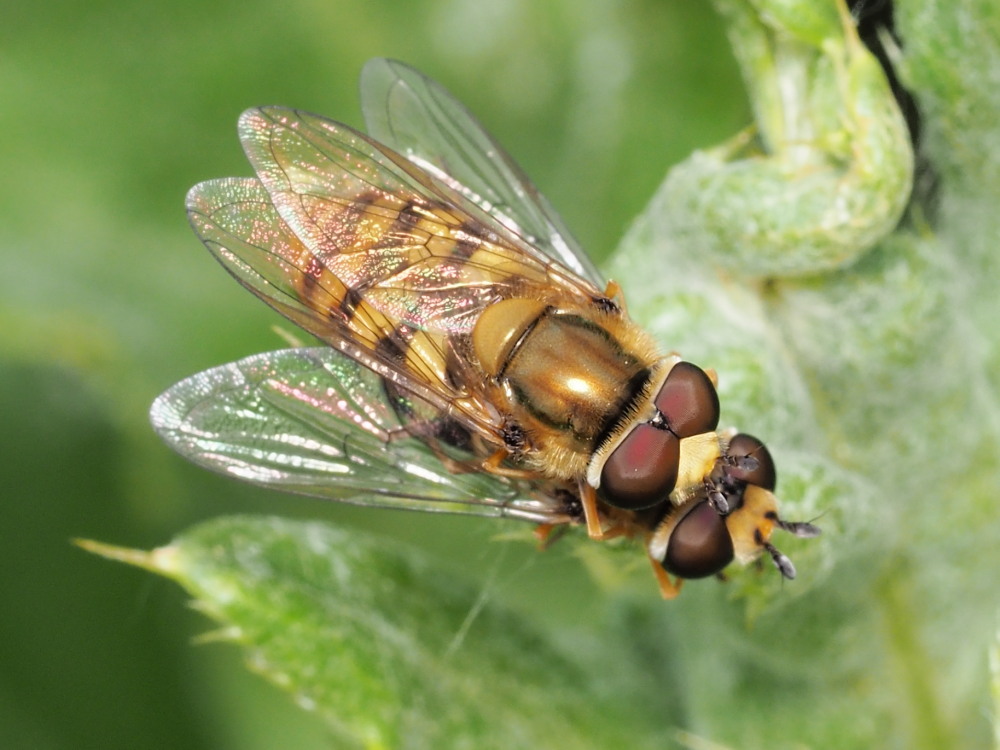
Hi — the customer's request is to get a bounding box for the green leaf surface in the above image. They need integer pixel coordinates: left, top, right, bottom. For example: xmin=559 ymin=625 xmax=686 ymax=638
xmin=661 ymin=0 xmax=914 ymax=276
xmin=82 ymin=518 xmax=666 ymax=750
xmin=609 ymin=1 xmax=1000 ymax=747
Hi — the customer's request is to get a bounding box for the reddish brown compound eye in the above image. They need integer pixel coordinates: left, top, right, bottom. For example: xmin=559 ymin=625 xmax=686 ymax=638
xmin=654 ymin=362 xmax=720 ymax=438
xmin=727 ymin=433 xmax=777 ymax=490
xmin=599 ymin=423 xmax=679 ymax=510
xmin=662 ymin=501 xmax=734 ymax=579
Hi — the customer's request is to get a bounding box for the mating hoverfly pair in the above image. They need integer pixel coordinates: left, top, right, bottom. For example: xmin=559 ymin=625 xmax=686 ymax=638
xmin=151 ymin=59 xmax=818 ymax=598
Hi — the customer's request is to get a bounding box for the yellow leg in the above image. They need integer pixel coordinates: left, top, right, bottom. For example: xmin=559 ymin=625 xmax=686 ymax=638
xmin=648 ymin=555 xmax=683 ymax=599
xmin=577 ymin=482 xmax=633 ymax=540
xmin=596 ymin=525 xmax=628 ymax=541
xmin=533 ymin=522 xmax=571 ymax=550
xmin=579 ymin=482 xmax=606 ymax=539
xmin=534 ymin=523 xmax=556 ymax=545
xmin=481 ymin=448 xmax=543 ymax=479
xmin=533 ymin=523 xmax=568 ymax=550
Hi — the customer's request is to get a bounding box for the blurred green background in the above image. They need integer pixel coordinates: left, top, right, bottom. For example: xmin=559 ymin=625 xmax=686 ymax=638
xmin=1 ymin=1 xmax=749 ymax=748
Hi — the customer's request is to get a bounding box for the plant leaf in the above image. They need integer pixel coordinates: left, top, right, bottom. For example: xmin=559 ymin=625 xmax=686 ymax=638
xmin=81 ymin=517 xmax=667 ymax=749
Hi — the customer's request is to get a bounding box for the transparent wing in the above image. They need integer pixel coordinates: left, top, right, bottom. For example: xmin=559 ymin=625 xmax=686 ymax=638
xmin=150 ymin=347 xmax=573 ymax=524
xmin=187 ymin=172 xmax=494 ymax=433
xmin=359 ymin=58 xmax=606 ymax=288
xmin=236 ymin=106 xmax=601 ymax=313
xmin=188 ymin=108 xmax=611 ymax=440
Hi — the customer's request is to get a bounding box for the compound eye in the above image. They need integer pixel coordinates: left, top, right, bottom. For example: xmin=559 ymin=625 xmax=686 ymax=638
xmin=599 ymin=423 xmax=679 ymax=510
xmin=727 ymin=433 xmax=777 ymax=490
xmin=654 ymin=362 xmax=720 ymax=438
xmin=662 ymin=501 xmax=734 ymax=579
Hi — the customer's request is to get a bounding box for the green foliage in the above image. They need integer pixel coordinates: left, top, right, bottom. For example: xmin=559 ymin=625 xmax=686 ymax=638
xmin=663 ymin=0 xmax=914 ymax=276
xmin=83 ymin=518 xmax=669 ymax=749
xmin=612 ymin=1 xmax=1000 ymax=747
xmin=6 ymin=0 xmax=1000 ymax=748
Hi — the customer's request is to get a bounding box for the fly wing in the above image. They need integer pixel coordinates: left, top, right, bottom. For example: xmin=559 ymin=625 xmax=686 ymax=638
xmin=359 ymin=58 xmax=606 ymax=288
xmin=234 ymin=105 xmax=604 ymax=327
xmin=189 ymin=107 xmax=609 ymax=442
xmin=186 ymin=176 xmax=501 ymax=436
xmin=150 ymin=347 xmax=572 ymax=524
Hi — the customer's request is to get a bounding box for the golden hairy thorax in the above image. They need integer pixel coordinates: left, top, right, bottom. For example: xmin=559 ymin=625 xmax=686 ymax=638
xmin=473 ymin=297 xmax=661 ymax=478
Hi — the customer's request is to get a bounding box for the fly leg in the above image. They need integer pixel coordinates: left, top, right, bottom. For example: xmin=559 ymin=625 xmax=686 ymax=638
xmin=647 ymin=554 xmax=683 ymax=599
xmin=480 ymin=448 xmax=543 ymax=479
xmin=533 ymin=522 xmax=571 ymax=549
xmin=577 ymin=482 xmax=631 ymax=541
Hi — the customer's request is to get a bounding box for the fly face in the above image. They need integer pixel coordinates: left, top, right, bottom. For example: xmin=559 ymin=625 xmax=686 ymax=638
xmin=152 ymin=58 xmax=818 ymax=599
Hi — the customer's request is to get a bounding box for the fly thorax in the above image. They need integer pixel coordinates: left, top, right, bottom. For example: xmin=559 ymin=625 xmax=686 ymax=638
xmin=472 ymin=299 xmax=650 ymax=450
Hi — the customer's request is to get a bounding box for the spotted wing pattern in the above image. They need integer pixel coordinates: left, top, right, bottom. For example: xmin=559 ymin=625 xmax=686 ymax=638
xmin=150 ymin=347 xmax=572 ymax=523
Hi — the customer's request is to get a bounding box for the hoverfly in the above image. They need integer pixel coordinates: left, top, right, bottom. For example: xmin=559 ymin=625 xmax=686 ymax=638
xmin=151 ymin=58 xmax=818 ymax=598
